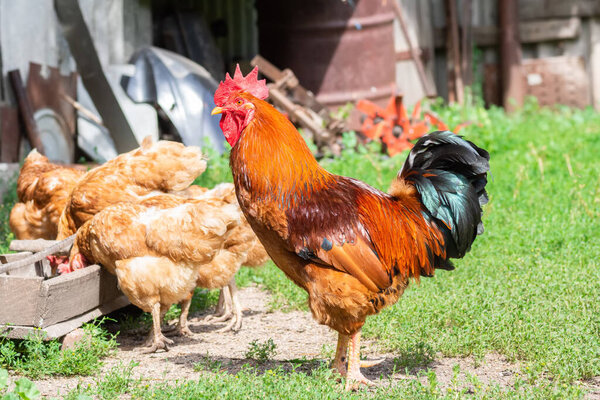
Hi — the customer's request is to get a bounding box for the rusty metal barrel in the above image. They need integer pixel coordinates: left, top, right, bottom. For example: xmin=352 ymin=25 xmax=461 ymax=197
xmin=256 ymin=0 xmax=395 ymax=112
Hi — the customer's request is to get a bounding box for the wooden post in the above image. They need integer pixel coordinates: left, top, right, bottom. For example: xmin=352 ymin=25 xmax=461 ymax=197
xmin=391 ymin=0 xmax=436 ymax=97
xmin=590 ymin=18 xmax=600 ymax=111
xmin=499 ymin=0 xmax=523 ymax=111
xmin=461 ymin=0 xmax=473 ymax=87
xmin=0 ymin=106 xmax=20 ymax=163
xmin=8 ymin=70 xmax=46 ymax=155
xmin=445 ymin=0 xmax=464 ymax=104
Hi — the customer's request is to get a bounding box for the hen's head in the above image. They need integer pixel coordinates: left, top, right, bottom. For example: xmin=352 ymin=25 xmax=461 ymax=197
xmin=212 ymin=65 xmax=269 ymax=147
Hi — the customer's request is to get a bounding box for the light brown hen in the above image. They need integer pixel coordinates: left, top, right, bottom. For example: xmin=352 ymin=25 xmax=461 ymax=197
xmin=9 ymin=150 xmax=86 ymax=240
xmin=68 ymin=184 xmax=242 ymax=352
xmin=56 ymin=137 xmax=206 ymax=240
xmin=173 ymin=183 xmax=270 ymax=333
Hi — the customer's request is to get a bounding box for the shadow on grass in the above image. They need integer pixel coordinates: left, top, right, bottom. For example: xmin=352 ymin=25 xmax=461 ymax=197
xmin=163 ymin=346 xmax=435 ymax=381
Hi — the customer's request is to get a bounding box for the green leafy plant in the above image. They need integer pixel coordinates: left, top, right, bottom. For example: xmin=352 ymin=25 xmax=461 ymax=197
xmin=0 ymin=368 xmax=41 ymax=400
xmin=0 ymin=319 xmax=116 ymax=378
xmin=0 ymin=179 xmax=17 ymax=254
xmin=245 ymin=338 xmax=277 ymax=363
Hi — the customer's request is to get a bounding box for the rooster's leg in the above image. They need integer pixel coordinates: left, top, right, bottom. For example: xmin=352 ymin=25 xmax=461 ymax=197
xmin=203 ymin=285 xmax=233 ymax=323
xmin=214 ymin=279 xmax=243 ymax=332
xmin=331 ymin=333 xmax=349 ymax=377
xmin=344 ymin=329 xmax=377 ymax=391
xmin=142 ymin=303 xmax=174 ymax=353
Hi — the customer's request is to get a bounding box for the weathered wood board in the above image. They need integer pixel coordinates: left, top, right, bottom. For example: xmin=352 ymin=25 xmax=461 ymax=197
xmin=0 ymin=253 xmax=129 ymax=339
xmin=1 ymin=295 xmax=129 ymax=340
xmin=434 ymin=17 xmax=581 ymax=47
xmin=0 ymin=274 xmax=43 ymax=326
xmin=38 ymin=265 xmax=120 ymax=327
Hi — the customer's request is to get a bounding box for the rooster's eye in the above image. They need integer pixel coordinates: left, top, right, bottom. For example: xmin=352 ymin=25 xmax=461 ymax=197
xmin=236 ymin=99 xmax=243 ymax=105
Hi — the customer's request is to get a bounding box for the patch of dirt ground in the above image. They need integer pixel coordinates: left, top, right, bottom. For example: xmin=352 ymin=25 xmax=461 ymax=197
xmin=32 ymin=285 xmax=528 ymax=397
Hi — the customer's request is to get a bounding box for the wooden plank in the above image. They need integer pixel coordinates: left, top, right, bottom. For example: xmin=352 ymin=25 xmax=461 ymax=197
xmin=0 ymin=275 xmax=43 ymax=326
xmin=434 ymin=18 xmax=581 ymax=48
xmin=0 ymin=252 xmax=33 ymax=263
xmin=1 ymin=294 xmax=129 ymax=340
xmin=521 ymin=18 xmax=581 ymax=44
xmin=8 ymin=70 xmax=46 ymax=155
xmin=520 ymin=0 xmax=600 ymax=21
xmin=445 ymin=0 xmax=464 ymax=104
xmin=0 ymin=106 xmax=21 ymax=163
xmin=500 ymin=0 xmax=524 ymax=111
xmin=392 ymin=0 xmax=435 ymax=96
xmin=0 ymin=252 xmax=40 ymax=277
xmin=461 ymin=0 xmax=473 ymax=86
xmin=0 ymin=235 xmax=75 ymax=275
xmin=9 ymin=239 xmax=72 ymax=254
xmin=591 ymin=18 xmax=600 ymax=111
xmin=37 ymin=265 xmax=104 ymax=327
xmin=394 ymin=0 xmax=437 ymax=103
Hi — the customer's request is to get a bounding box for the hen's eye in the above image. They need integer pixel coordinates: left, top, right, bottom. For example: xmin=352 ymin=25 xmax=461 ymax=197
xmin=236 ymin=99 xmax=243 ymax=105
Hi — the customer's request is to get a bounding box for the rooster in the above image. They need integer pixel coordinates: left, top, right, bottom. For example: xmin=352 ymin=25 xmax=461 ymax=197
xmin=9 ymin=149 xmax=86 ymax=240
xmin=68 ymin=185 xmax=242 ymax=352
xmin=211 ymin=67 xmax=490 ymax=390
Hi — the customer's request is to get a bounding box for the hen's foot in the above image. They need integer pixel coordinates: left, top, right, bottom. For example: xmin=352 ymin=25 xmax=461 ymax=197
xmin=165 ymin=324 xmax=193 ymax=337
xmin=213 ymin=315 xmax=241 ymax=333
xmin=141 ymin=337 xmax=171 ymax=353
xmin=203 ymin=310 xmax=233 ymax=324
xmin=161 ymin=323 xmax=178 ymax=333
xmin=204 ymin=285 xmax=233 ymax=323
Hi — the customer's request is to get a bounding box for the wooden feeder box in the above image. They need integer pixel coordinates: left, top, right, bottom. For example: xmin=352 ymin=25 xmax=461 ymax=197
xmin=0 ymin=248 xmax=128 ymax=340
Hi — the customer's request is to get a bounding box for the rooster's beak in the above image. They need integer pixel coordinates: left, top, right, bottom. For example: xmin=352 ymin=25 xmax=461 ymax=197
xmin=211 ymin=107 xmax=223 ymax=115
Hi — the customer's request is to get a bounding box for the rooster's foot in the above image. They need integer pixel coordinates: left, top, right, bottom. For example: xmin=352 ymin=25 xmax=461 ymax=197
xmin=360 ymin=358 xmax=385 ymax=369
xmin=344 ymin=371 xmax=377 ymax=391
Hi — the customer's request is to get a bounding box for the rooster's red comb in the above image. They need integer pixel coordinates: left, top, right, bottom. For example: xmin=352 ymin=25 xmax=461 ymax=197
xmin=214 ymin=65 xmax=269 ymax=106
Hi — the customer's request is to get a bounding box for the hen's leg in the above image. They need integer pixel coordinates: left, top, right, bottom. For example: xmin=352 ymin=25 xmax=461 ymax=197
xmin=164 ymin=291 xmax=194 ymax=337
xmin=142 ymin=303 xmax=173 ymax=353
xmin=344 ymin=329 xmax=379 ymax=391
xmin=203 ymin=289 xmax=225 ymax=321
xmin=214 ymin=279 xmax=243 ymax=332
xmin=176 ymin=292 xmax=194 ymax=336
xmin=332 ymin=333 xmax=349 ymax=376
xmin=203 ymin=285 xmax=233 ymax=323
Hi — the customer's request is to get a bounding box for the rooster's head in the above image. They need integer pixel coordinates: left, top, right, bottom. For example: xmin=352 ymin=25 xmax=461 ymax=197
xmin=212 ymin=65 xmax=269 ymax=147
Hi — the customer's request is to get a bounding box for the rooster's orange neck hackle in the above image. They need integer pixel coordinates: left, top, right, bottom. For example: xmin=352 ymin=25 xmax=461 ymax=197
xmin=213 ymin=66 xmax=332 ymax=204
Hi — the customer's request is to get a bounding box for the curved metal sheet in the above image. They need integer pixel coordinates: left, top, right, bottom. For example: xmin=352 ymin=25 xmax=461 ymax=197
xmin=122 ymin=46 xmax=224 ymax=153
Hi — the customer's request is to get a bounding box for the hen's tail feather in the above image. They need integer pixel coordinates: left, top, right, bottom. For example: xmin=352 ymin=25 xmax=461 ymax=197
xmin=399 ymin=131 xmax=490 ymax=260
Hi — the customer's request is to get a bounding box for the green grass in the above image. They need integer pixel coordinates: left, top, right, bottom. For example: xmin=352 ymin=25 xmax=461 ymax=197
xmin=62 ymin=361 xmax=586 ymax=400
xmin=0 ymin=180 xmax=17 ymax=254
xmin=0 ymin=320 xmax=117 ymax=379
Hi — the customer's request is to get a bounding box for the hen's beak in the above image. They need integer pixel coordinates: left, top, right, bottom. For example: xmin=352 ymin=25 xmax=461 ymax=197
xmin=211 ymin=106 xmax=223 ymax=115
